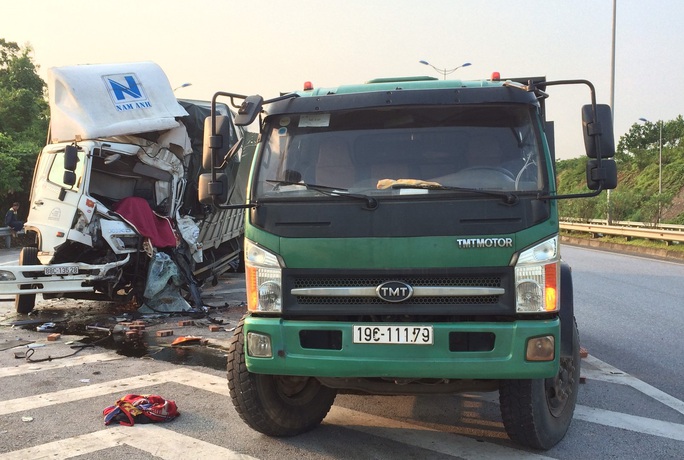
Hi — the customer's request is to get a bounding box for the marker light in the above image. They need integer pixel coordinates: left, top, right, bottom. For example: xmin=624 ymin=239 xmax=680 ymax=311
xmin=303 ymin=81 xmax=313 ymax=91
xmin=491 ymin=72 xmax=501 ymax=81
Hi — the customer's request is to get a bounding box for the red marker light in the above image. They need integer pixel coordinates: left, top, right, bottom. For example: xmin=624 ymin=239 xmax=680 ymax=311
xmin=303 ymin=81 xmax=313 ymax=91
xmin=491 ymin=72 xmax=501 ymax=81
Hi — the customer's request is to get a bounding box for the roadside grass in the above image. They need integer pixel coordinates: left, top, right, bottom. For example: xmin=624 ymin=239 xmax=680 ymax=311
xmin=561 ymin=230 xmax=684 ymax=253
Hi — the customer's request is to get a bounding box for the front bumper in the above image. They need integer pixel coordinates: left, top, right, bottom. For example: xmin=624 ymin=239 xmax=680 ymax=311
xmin=243 ymin=317 xmax=559 ymax=379
xmin=0 ymin=255 xmax=130 ymax=296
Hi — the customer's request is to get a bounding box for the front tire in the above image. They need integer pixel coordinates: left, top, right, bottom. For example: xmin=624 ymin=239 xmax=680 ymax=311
xmin=15 ymin=247 xmax=39 ymax=314
xmin=499 ymin=319 xmax=580 ymax=450
xmin=227 ymin=317 xmax=337 ymax=436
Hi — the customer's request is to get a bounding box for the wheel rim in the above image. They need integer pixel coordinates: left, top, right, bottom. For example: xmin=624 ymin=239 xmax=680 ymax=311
xmin=545 ymin=357 xmax=575 ymax=417
xmin=273 ymin=376 xmax=319 ymax=403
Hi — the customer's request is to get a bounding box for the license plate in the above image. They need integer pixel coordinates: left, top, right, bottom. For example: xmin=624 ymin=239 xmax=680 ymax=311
xmin=353 ymin=325 xmax=433 ymax=345
xmin=44 ymin=266 xmax=79 ymax=275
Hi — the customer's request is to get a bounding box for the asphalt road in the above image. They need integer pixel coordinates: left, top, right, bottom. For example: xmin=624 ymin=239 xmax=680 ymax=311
xmin=0 ymin=245 xmax=683 ymax=459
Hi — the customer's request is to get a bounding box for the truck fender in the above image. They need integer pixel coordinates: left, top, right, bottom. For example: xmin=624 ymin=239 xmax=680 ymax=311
xmin=559 ymin=261 xmax=576 ymax=357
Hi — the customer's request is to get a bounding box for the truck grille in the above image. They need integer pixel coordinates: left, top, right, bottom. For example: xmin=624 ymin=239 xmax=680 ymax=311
xmin=282 ymin=269 xmax=514 ymax=316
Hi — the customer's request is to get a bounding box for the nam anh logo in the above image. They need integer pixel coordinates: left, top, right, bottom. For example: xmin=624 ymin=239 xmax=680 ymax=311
xmin=102 ymin=73 xmax=152 ymax=112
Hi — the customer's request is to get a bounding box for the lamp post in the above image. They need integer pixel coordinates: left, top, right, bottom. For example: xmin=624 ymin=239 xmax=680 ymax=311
xmin=638 ymin=117 xmax=663 ymax=195
xmin=173 ymin=82 xmax=192 ymax=92
xmin=419 ymin=60 xmax=471 ymax=79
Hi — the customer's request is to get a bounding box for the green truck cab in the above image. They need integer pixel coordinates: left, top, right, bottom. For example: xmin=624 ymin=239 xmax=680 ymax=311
xmin=200 ymin=75 xmax=617 ymax=450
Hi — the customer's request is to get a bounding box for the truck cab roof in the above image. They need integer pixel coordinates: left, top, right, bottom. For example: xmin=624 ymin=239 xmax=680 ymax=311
xmin=266 ymin=76 xmax=544 ymax=118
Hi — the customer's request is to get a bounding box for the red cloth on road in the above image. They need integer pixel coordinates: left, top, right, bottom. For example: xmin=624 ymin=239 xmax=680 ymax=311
xmin=113 ymin=197 xmax=177 ymax=248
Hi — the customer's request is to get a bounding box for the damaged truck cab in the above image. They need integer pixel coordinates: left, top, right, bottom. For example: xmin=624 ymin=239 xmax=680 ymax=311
xmin=0 ymin=62 xmax=251 ymax=314
xmin=212 ymin=74 xmax=617 ymax=450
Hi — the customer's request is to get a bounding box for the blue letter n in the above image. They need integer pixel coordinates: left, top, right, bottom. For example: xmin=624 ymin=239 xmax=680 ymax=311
xmin=109 ymin=76 xmax=142 ymax=101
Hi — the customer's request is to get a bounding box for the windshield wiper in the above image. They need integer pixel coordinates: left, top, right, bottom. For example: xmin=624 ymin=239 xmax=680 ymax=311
xmin=266 ymin=180 xmax=379 ymax=210
xmin=389 ymin=183 xmax=523 ymax=205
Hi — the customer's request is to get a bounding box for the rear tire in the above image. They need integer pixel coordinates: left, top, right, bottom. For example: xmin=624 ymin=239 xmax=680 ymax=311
xmin=499 ymin=319 xmax=580 ymax=450
xmin=227 ymin=316 xmax=337 ymax=436
xmin=15 ymin=247 xmax=39 ymax=314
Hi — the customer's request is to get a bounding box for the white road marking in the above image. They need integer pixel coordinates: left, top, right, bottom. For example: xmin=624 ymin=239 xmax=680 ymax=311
xmin=0 ymin=423 xmax=258 ymax=460
xmin=325 ymin=406 xmax=555 ymax=459
xmin=2 ymin=356 xmax=684 ymax=458
xmin=0 ymin=368 xmax=187 ymax=415
xmin=582 ymin=355 xmax=684 ymax=416
xmin=2 ymin=365 xmax=683 ymax=442
xmin=574 ymin=405 xmax=684 ymax=442
xmin=0 ymin=351 xmax=124 ymax=378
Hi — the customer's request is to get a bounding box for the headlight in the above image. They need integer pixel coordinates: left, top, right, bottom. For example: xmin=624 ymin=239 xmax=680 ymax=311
xmin=514 ymin=236 xmax=559 ymax=313
xmin=244 ymin=239 xmax=283 ymax=313
xmin=0 ymin=270 xmax=17 ymax=281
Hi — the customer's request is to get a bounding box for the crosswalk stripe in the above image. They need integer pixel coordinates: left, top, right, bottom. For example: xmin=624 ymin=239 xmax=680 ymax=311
xmin=0 ymin=423 xmax=258 ymax=460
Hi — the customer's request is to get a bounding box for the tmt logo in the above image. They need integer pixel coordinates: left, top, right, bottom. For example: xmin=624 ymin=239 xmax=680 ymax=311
xmin=102 ymin=73 xmax=152 ymax=112
xmin=376 ymin=281 xmax=414 ymax=303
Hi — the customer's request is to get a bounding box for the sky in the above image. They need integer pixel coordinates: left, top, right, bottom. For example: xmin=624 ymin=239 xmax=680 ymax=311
xmin=2 ymin=0 xmax=683 ymax=160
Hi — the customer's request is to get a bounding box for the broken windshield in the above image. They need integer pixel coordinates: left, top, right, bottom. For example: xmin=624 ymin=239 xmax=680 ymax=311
xmin=254 ymin=105 xmax=546 ymax=199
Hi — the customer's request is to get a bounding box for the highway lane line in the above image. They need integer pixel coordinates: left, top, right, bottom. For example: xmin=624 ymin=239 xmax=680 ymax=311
xmin=0 ymin=423 xmax=258 ymax=460
xmin=582 ymin=355 xmax=684 ymax=416
xmin=0 ymin=351 xmax=124 ymax=378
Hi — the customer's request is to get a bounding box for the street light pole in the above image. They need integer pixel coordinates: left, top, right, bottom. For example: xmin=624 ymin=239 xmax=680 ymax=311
xmin=173 ymin=82 xmax=192 ymax=92
xmin=419 ymin=60 xmax=471 ymax=79
xmin=607 ymin=0 xmax=616 ymax=225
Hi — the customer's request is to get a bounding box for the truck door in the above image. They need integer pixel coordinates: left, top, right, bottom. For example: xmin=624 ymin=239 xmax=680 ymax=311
xmin=27 ymin=146 xmax=86 ymax=254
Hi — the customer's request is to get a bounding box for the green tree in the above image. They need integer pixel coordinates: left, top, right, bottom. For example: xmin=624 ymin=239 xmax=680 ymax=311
xmin=0 ymin=39 xmax=48 ymax=211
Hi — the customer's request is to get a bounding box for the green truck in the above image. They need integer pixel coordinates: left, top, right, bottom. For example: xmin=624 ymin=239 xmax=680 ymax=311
xmin=200 ymin=74 xmax=617 ymax=450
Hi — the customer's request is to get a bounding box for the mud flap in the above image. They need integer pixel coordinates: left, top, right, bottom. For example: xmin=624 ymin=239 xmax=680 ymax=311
xmin=559 ymin=261 xmax=575 ymax=356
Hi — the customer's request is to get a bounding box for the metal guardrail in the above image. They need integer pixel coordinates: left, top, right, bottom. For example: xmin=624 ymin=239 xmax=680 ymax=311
xmin=565 ymin=219 xmax=684 ymax=232
xmin=559 ymin=221 xmax=684 ymax=244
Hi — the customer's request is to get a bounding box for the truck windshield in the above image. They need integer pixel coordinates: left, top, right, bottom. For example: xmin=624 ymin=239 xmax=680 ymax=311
xmin=254 ymin=105 xmax=545 ymax=198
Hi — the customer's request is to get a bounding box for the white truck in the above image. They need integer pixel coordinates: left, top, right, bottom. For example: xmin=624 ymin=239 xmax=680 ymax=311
xmin=0 ymin=62 xmax=252 ymax=314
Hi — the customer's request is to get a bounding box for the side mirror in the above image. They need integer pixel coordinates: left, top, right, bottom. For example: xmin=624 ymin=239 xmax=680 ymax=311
xmin=234 ymin=95 xmax=263 ymax=126
xmin=64 ymin=145 xmax=80 ymax=171
xmin=586 ymin=159 xmax=617 ymax=190
xmin=582 ymin=104 xmax=615 ymax=159
xmin=198 ymin=172 xmax=229 ymax=205
xmin=63 ymin=170 xmax=77 ymax=187
xmin=202 ymin=115 xmax=235 ymax=170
